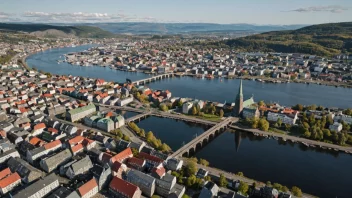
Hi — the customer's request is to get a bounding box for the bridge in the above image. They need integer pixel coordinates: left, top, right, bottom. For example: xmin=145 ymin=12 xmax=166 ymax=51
xmin=132 ymin=73 xmax=173 ymax=85
xmin=169 ymin=117 xmax=238 ymax=159
xmin=126 ymin=111 xmax=152 ymax=122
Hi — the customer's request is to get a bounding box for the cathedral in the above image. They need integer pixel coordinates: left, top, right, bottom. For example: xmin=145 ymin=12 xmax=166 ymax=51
xmin=233 ymin=80 xmax=259 ymax=118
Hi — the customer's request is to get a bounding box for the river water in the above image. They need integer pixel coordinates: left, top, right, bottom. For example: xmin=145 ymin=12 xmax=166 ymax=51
xmin=136 ymin=116 xmax=352 ymax=198
xmin=26 ymin=45 xmax=352 ymax=108
xmin=27 ymin=46 xmax=352 ymax=197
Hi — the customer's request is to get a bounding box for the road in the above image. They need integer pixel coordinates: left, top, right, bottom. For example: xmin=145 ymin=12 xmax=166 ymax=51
xmin=230 ymin=125 xmax=352 ymax=153
xmin=182 ymin=158 xmax=316 ymax=198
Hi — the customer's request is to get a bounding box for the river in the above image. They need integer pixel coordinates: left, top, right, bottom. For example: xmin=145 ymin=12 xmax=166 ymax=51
xmin=136 ymin=116 xmax=352 ymax=198
xmin=26 ymin=45 xmax=352 ymax=197
xmin=26 ymin=45 xmax=352 ymax=109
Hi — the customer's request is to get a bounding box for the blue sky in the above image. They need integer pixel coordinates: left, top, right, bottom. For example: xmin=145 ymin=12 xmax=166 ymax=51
xmin=0 ymin=0 xmax=351 ymax=24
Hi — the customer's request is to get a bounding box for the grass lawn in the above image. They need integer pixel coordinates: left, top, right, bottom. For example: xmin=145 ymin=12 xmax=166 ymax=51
xmin=190 ymin=113 xmax=222 ymax=122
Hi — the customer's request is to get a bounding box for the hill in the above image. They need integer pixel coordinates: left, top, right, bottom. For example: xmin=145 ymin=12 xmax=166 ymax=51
xmin=0 ymin=23 xmax=114 ymax=38
xmin=72 ymin=22 xmax=306 ymax=34
xmin=223 ymin=22 xmax=352 ymax=56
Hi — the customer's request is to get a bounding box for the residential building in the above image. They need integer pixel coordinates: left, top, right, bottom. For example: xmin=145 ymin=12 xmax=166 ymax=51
xmin=0 ymin=172 xmax=21 ymax=195
xmin=64 ymin=156 xmax=93 ymax=179
xmin=0 ymin=149 xmax=20 ymax=164
xmin=165 ymin=158 xmax=183 ymax=171
xmin=13 ymin=174 xmax=59 ymax=198
xmin=78 ymin=178 xmax=99 ymax=198
xmin=126 ymin=169 xmax=156 ymax=197
xmin=168 ymin=183 xmax=185 ymax=198
xmin=40 ymin=149 xmax=72 ymax=173
xmin=199 ymin=182 xmax=219 ymax=198
xmin=267 ymin=111 xmax=298 ymax=125
xmin=90 ymin=164 xmax=111 ymax=190
xmin=110 ymin=147 xmax=133 ymax=164
xmin=67 ymin=103 xmax=96 ymax=122
xmin=96 ymin=118 xmax=115 ymax=132
xmin=117 ymin=96 xmax=134 ymax=106
xmin=109 ymin=176 xmax=142 ymax=198
xmin=329 ymin=122 xmax=343 ymax=132
xmin=155 ymin=173 xmax=176 ymax=197
xmin=7 ymin=157 xmax=43 ymax=183
xmin=127 ymin=157 xmax=146 ymax=171
xmin=182 ymin=102 xmax=193 ymax=114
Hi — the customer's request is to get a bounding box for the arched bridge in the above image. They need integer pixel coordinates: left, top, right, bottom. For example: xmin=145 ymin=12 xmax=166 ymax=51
xmin=168 ymin=117 xmax=238 ymax=159
xmin=133 ymin=73 xmax=173 ymax=85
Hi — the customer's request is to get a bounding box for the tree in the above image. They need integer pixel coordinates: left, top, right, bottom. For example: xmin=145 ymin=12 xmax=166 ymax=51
xmin=236 ymin=172 xmax=244 ymax=177
xmin=182 ymin=195 xmax=190 ymax=198
xmin=282 ymin=186 xmax=289 ymax=192
xmin=159 ymin=104 xmax=168 ymax=112
xmin=122 ymin=134 xmax=130 ymax=142
xmin=131 ymin=148 xmax=139 ymax=157
xmin=258 ymin=100 xmax=266 ymax=107
xmin=219 ymin=109 xmax=224 ymax=118
xmin=258 ymin=118 xmax=270 ymax=131
xmin=186 ymin=175 xmax=196 ymax=187
xmin=293 ymin=104 xmax=303 ymax=111
xmin=146 ymin=131 xmax=154 ymax=141
xmin=343 ymin=108 xmax=352 ymax=116
xmin=185 ymin=160 xmax=198 ymax=176
xmin=276 ymin=118 xmax=282 ymax=127
xmin=159 ymin=143 xmax=171 ymax=153
xmin=218 ymin=174 xmax=228 ymax=187
xmin=204 ymin=176 xmax=211 ymax=181
xmin=238 ymin=181 xmax=249 ymax=195
xmin=140 ymin=129 xmax=146 ymax=137
xmin=266 ymin=181 xmax=272 ymax=187
xmin=199 ymin=159 xmax=209 ymax=166
xmin=178 ymin=100 xmax=183 ymax=108
xmin=291 ymin=186 xmax=302 ymax=197
xmin=191 ymin=106 xmax=197 ymax=115
xmin=273 ymin=183 xmax=282 ymax=191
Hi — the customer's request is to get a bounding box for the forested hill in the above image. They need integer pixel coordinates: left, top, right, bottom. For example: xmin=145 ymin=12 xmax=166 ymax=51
xmin=223 ymin=22 xmax=352 ymax=56
xmin=0 ymin=23 xmax=114 ymax=38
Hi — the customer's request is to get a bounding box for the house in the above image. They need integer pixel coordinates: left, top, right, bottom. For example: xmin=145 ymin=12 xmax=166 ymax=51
xmin=66 ymin=103 xmax=96 ymax=122
xmin=139 ymin=152 xmax=164 ymax=168
xmin=7 ymin=157 xmax=43 ymax=183
xmin=40 ymin=149 xmax=72 ymax=173
xmin=168 ymin=183 xmax=185 ymax=198
xmin=112 ymin=115 xmax=125 ymax=128
xmin=78 ymin=178 xmax=99 ymax=198
xmin=0 ymin=149 xmax=20 ymax=164
xmin=260 ymin=186 xmax=279 ymax=198
xmin=199 ymin=182 xmax=219 ymax=198
xmin=151 ymin=165 xmax=166 ymax=179
xmin=242 ymin=105 xmax=260 ymax=119
xmin=329 ymin=122 xmax=343 ymax=132
xmin=47 ymin=186 xmax=79 ymax=198
xmin=126 ymin=169 xmax=156 ymax=197
xmin=155 ymin=173 xmax=176 ymax=197
xmin=196 ymin=168 xmax=209 ymax=179
xmin=182 ymin=102 xmax=193 ymax=114
xmin=32 ymin=123 xmax=46 ymax=136
xmin=267 ymin=111 xmax=298 ymax=125
xmin=117 ymin=96 xmax=134 ymax=106
xmin=165 ymin=158 xmax=183 ymax=171
xmin=96 ymin=118 xmax=114 ymax=132
xmin=64 ymin=156 xmax=93 ymax=179
xmin=71 ymin=143 xmax=84 ymax=155
xmin=0 ymin=172 xmax=21 ymax=195
xmin=13 ymin=173 xmax=59 ymax=198
xmin=90 ymin=164 xmax=112 ymax=190
xmin=110 ymin=147 xmax=133 ymax=164
xmin=0 ymin=168 xmax=11 ymax=180
xmin=127 ymin=157 xmax=146 ymax=171
xmin=109 ymin=176 xmax=142 ymax=198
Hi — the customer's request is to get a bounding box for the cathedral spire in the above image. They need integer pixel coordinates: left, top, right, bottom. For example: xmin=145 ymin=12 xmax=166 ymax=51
xmin=238 ymin=79 xmax=243 ymax=98
xmin=233 ymin=79 xmax=244 ymax=116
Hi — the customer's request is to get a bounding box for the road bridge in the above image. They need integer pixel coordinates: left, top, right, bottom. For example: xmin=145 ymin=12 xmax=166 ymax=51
xmin=169 ymin=117 xmax=238 ymax=159
xmin=126 ymin=111 xmax=152 ymax=122
xmin=132 ymin=73 xmax=173 ymax=85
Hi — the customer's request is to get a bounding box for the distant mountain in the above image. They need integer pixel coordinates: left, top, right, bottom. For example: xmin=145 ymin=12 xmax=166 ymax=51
xmin=72 ymin=22 xmax=307 ymax=34
xmin=221 ymin=22 xmax=352 ymax=56
xmin=0 ymin=23 xmax=114 ymax=38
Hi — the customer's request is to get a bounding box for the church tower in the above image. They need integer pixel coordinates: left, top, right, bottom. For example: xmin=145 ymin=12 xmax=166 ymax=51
xmin=233 ymin=80 xmax=244 ymax=116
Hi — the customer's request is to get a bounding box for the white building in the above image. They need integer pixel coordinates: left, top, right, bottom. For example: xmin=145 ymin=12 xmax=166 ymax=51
xmin=182 ymin=102 xmax=193 ymax=114
xmin=0 ymin=173 xmax=21 ymax=195
xmin=334 ymin=114 xmax=352 ymax=125
xmin=329 ymin=122 xmax=343 ymax=132
xmin=117 ymin=96 xmax=134 ymax=106
xmin=267 ymin=112 xmax=298 ymax=125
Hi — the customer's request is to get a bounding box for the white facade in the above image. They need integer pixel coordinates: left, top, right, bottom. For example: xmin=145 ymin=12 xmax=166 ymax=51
xmin=329 ymin=122 xmax=343 ymax=132
xmin=182 ymin=102 xmax=193 ymax=114
xmin=267 ymin=112 xmax=298 ymax=125
xmin=117 ymin=96 xmax=134 ymax=106
xmin=334 ymin=114 xmax=352 ymax=125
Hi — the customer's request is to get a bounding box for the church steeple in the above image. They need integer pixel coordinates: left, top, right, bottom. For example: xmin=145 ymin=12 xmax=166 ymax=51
xmin=233 ymin=79 xmax=244 ymax=116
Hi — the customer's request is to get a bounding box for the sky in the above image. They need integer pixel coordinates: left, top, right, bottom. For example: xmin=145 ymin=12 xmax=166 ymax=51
xmin=0 ymin=0 xmax=351 ymax=25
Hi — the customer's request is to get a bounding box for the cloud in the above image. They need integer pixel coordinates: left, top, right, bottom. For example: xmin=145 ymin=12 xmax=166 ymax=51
xmin=287 ymin=5 xmax=348 ymax=13
xmin=21 ymin=11 xmax=157 ymax=23
xmin=0 ymin=12 xmax=12 ymax=19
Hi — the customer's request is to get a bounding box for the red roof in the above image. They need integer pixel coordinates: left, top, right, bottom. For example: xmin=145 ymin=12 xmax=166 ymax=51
xmin=68 ymin=136 xmax=85 ymax=146
xmin=111 ymin=161 xmax=123 ymax=172
xmin=47 ymin=128 xmax=58 ymax=134
xmin=152 ymin=166 xmax=166 ymax=177
xmin=29 ymin=137 xmax=44 ymax=146
xmin=110 ymin=148 xmax=133 ymax=164
xmin=44 ymin=140 xmax=61 ymax=150
xmin=0 ymin=168 xmax=11 ymax=180
xmin=71 ymin=143 xmax=84 ymax=153
xmin=139 ymin=152 xmax=163 ymax=164
xmin=0 ymin=173 xmax=21 ymax=188
xmin=127 ymin=157 xmax=145 ymax=167
xmin=106 ymin=112 xmax=113 ymax=118
xmin=109 ymin=176 xmax=139 ymax=198
xmin=34 ymin=123 xmax=46 ymax=130
xmin=78 ymin=178 xmax=98 ymax=197
xmin=99 ymin=152 xmax=113 ymax=164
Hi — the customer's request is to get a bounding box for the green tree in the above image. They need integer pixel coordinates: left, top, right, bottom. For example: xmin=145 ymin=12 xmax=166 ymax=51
xmin=185 ymin=160 xmax=198 ymax=176
xmin=258 ymin=118 xmax=270 ymax=131
xmin=218 ymin=174 xmax=228 ymax=187
xmin=159 ymin=104 xmax=168 ymax=112
xmin=178 ymin=100 xmax=184 ymax=108
xmin=219 ymin=109 xmax=224 ymax=118
xmin=182 ymin=194 xmax=190 ymax=198
xmin=146 ymin=131 xmax=154 ymax=141
xmin=191 ymin=106 xmax=197 ymax=115
xmin=186 ymin=175 xmax=196 ymax=187
xmin=273 ymin=183 xmax=282 ymax=191
xmin=159 ymin=143 xmax=171 ymax=153
xmin=131 ymin=148 xmax=139 ymax=157
xmin=266 ymin=181 xmax=272 ymax=187
xmin=293 ymin=104 xmax=303 ymax=111
xmin=140 ymin=129 xmax=146 ymax=137
xmin=291 ymin=186 xmax=302 ymax=197
xmin=282 ymin=186 xmax=289 ymax=192
xmin=276 ymin=118 xmax=282 ymax=127
xmin=199 ymin=158 xmax=209 ymax=166
xmin=258 ymin=100 xmax=266 ymax=107
xmin=238 ymin=181 xmax=249 ymax=195
xmin=204 ymin=176 xmax=212 ymax=181
xmin=236 ymin=172 xmax=244 ymax=177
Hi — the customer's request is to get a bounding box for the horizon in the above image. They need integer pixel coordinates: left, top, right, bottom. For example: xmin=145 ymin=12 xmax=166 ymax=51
xmin=0 ymin=0 xmax=352 ymax=25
